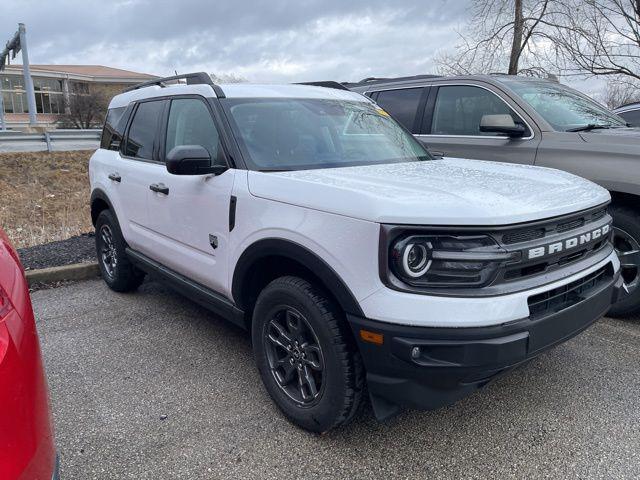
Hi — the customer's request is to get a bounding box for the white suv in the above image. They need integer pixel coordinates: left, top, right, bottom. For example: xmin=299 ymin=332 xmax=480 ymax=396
xmin=90 ymin=72 xmax=624 ymax=432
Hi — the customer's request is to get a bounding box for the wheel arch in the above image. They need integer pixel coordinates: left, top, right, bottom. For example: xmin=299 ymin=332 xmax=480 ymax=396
xmin=232 ymin=238 xmax=365 ymax=324
xmin=90 ymin=189 xmax=115 ymax=226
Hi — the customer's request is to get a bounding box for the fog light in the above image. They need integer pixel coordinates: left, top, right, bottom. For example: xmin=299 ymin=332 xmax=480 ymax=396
xmin=411 ymin=347 xmax=421 ymax=359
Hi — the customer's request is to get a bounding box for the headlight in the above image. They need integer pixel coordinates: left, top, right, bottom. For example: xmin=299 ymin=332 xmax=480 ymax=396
xmin=389 ymin=234 xmax=517 ymax=288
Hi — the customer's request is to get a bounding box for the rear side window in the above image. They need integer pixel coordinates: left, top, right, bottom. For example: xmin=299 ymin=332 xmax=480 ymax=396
xmin=124 ymin=100 xmax=164 ymax=159
xmin=619 ymin=109 xmax=640 ymax=127
xmin=100 ymin=106 xmax=126 ymax=150
xmin=374 ymin=88 xmax=423 ymax=132
xmin=165 ymin=98 xmax=224 ymax=164
xmin=430 ymin=85 xmax=526 ymax=136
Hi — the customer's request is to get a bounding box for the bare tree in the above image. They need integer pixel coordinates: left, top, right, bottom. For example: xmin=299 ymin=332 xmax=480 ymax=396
xmin=58 ymin=87 xmax=109 ymax=129
xmin=599 ymin=77 xmax=640 ymax=108
xmin=437 ymin=0 xmax=553 ymax=76
xmin=549 ymin=0 xmax=640 ymax=82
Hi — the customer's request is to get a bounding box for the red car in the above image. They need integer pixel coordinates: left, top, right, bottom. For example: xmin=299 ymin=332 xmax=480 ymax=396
xmin=0 ymin=229 xmax=58 ymax=479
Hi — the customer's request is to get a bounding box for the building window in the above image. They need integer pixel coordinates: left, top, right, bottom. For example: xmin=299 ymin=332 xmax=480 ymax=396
xmin=1 ymin=74 xmax=65 ymax=115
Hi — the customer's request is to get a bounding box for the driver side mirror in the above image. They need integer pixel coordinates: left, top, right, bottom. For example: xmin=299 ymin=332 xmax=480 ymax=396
xmin=479 ymin=114 xmax=526 ymax=138
xmin=165 ymin=145 xmax=228 ymax=176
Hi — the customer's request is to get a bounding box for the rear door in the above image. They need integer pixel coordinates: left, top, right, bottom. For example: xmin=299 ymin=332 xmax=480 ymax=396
xmin=108 ymin=98 xmax=166 ymax=252
xmin=145 ymin=96 xmax=235 ymax=293
xmin=416 ymin=84 xmax=540 ymax=164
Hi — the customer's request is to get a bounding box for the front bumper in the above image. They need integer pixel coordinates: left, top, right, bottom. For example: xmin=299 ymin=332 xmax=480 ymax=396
xmin=349 ymin=266 xmax=624 ymax=421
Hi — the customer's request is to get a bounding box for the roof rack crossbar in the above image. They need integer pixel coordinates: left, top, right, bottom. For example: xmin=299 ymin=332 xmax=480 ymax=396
xmin=296 ymin=81 xmax=351 ymax=91
xmin=123 ymin=71 xmax=225 ymax=97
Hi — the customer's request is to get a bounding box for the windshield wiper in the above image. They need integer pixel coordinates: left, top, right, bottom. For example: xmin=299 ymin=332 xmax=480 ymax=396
xmin=566 ymin=124 xmax=611 ymax=132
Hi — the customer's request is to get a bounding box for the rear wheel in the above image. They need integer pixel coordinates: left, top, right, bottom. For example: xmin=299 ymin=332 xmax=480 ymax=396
xmin=252 ymin=276 xmax=365 ymax=433
xmin=609 ymin=204 xmax=640 ymax=317
xmin=95 ymin=210 xmax=145 ymax=292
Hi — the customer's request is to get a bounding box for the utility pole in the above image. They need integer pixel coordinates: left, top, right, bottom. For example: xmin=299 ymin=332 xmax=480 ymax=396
xmin=0 ymin=93 xmax=5 ymax=130
xmin=1 ymin=23 xmax=38 ymax=127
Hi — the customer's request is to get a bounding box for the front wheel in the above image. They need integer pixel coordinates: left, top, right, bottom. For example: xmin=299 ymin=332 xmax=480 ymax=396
xmin=609 ymin=204 xmax=640 ymax=317
xmin=252 ymin=276 xmax=365 ymax=433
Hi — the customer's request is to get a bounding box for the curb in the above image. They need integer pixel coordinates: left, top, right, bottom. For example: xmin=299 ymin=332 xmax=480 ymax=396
xmin=26 ymin=262 xmax=100 ymax=285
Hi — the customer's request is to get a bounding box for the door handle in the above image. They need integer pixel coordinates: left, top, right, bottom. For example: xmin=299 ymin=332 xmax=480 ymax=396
xmin=149 ymin=183 xmax=169 ymax=195
xmin=108 ymin=173 xmax=121 ymax=182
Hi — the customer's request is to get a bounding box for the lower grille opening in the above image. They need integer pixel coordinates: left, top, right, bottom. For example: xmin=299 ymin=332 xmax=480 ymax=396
xmin=527 ymin=264 xmax=612 ymax=318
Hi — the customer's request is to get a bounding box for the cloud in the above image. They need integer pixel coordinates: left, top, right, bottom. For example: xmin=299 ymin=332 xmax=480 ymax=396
xmin=1 ymin=0 xmax=470 ymax=82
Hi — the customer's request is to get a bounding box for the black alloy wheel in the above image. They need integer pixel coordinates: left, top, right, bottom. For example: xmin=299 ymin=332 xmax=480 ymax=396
xmin=263 ymin=306 xmax=325 ymax=406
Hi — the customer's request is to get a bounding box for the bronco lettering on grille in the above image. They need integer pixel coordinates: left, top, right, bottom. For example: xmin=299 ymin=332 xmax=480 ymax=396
xmin=527 ymin=224 xmax=611 ymax=260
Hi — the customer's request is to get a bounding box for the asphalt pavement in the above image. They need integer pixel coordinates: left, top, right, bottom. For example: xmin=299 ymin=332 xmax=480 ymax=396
xmin=32 ymin=279 xmax=640 ymax=479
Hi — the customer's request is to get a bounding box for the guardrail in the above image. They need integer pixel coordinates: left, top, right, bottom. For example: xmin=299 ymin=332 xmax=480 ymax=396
xmin=0 ymin=129 xmax=101 ymax=152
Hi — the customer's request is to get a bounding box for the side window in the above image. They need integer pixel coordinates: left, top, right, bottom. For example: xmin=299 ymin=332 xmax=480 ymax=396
xmin=100 ymin=106 xmax=127 ymax=150
xmin=619 ymin=109 xmax=640 ymax=127
xmin=430 ymin=85 xmax=527 ymax=136
xmin=165 ymin=98 xmax=224 ymax=165
xmin=124 ymin=100 xmax=164 ymax=159
xmin=374 ymin=88 xmax=423 ymax=132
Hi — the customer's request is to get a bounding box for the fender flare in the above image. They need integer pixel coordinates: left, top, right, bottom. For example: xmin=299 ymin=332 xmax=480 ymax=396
xmin=90 ymin=188 xmax=116 ymax=225
xmin=232 ymin=238 xmax=365 ymax=317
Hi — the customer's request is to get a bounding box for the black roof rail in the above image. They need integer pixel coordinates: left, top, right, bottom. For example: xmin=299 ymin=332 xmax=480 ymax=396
xmin=123 ymin=72 xmax=226 ymax=98
xmin=344 ymin=74 xmax=441 ymax=87
xmin=296 ymin=81 xmax=351 ymax=91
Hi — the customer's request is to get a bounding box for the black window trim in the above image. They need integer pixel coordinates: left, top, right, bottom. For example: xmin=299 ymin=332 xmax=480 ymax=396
xmin=158 ymin=94 xmax=232 ymax=168
xmin=120 ymin=97 xmax=168 ymax=165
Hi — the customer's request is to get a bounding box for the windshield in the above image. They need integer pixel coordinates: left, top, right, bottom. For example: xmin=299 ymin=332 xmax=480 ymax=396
xmin=503 ymin=79 xmax=627 ymax=131
xmin=222 ymin=98 xmax=431 ymax=171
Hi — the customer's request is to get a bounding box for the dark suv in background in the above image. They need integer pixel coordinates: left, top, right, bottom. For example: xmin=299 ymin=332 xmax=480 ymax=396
xmin=349 ymin=74 xmax=640 ymax=316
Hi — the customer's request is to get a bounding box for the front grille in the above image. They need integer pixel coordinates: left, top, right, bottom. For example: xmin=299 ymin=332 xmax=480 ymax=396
xmin=557 ymin=218 xmax=585 ymax=233
xmin=494 ymin=205 xmax=612 ymax=284
xmin=527 ymin=264 xmax=612 ymax=318
xmin=503 ymin=228 xmax=545 ymax=245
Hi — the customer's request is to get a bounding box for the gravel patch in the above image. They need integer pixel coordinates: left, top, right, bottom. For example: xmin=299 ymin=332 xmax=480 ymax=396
xmin=18 ymin=233 xmax=96 ymax=270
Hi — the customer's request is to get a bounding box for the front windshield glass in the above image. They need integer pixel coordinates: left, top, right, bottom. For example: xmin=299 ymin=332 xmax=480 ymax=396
xmin=223 ymin=98 xmax=431 ymax=171
xmin=503 ymin=79 xmax=627 ymax=131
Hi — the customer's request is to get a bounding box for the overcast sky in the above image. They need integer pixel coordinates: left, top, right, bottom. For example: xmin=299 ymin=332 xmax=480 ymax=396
xmin=1 ymin=0 xmax=472 ymax=81
xmin=1 ymin=0 xmax=603 ymax=93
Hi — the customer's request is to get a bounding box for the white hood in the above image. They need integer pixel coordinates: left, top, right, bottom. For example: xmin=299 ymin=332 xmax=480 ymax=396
xmin=247 ymin=158 xmax=610 ymax=225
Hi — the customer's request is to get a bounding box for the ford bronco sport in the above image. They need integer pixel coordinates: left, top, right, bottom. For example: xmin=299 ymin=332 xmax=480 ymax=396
xmin=90 ymin=73 xmax=623 ymax=432
xmin=349 ymin=75 xmax=640 ymax=317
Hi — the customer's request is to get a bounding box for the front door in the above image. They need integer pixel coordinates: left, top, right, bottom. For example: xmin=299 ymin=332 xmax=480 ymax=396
xmin=416 ymin=84 xmax=540 ymax=164
xmin=146 ymin=96 xmax=235 ymax=294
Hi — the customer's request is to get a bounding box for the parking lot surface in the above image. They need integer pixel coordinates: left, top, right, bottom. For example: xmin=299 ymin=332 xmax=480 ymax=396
xmin=33 ymin=279 xmax=640 ymax=479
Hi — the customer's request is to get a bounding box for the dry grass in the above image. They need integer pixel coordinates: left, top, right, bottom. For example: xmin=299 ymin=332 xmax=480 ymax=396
xmin=0 ymin=150 xmax=93 ymax=248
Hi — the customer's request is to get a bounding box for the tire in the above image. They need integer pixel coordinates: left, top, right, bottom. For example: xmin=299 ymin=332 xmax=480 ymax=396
xmin=609 ymin=203 xmax=640 ymax=318
xmin=252 ymin=276 xmax=365 ymax=433
xmin=95 ymin=209 xmax=145 ymax=292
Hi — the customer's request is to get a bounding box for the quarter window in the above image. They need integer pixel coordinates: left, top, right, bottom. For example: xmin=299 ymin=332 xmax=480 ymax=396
xmin=101 ymin=106 xmax=127 ymax=150
xmin=124 ymin=100 xmax=164 ymax=159
xmin=430 ymin=85 xmax=526 ymax=136
xmin=165 ymin=98 xmax=224 ymax=164
xmin=374 ymin=88 xmax=423 ymax=132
